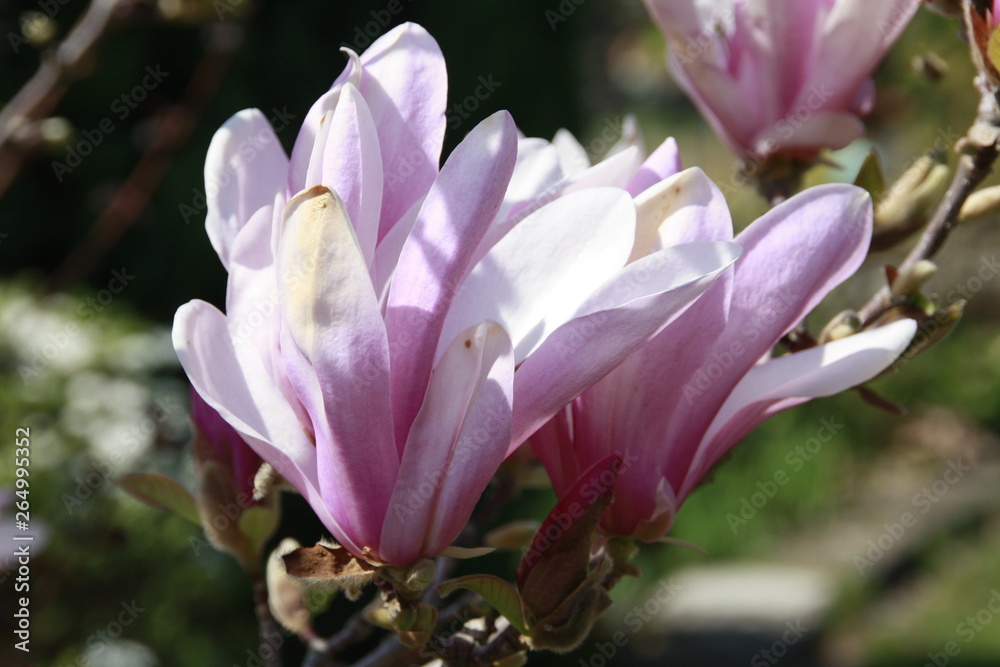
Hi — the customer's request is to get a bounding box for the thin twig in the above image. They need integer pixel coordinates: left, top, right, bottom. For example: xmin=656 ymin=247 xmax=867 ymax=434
xmin=45 ymin=21 xmax=243 ymax=291
xmin=0 ymin=0 xmax=131 ymax=200
xmin=857 ymin=87 xmax=1000 ymax=326
xmin=251 ymin=570 xmax=285 ymax=667
xmin=300 ymin=614 xmax=373 ymax=667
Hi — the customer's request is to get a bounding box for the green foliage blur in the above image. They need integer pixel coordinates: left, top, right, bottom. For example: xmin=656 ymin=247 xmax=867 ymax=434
xmin=1 ymin=1 xmax=999 ymax=666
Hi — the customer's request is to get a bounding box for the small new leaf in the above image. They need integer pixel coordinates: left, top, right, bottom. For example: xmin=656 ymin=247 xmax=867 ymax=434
xmin=117 ymin=472 xmax=201 ymax=526
xmin=438 ymin=574 xmax=528 ymax=635
xmin=854 ymin=148 xmax=886 ymax=200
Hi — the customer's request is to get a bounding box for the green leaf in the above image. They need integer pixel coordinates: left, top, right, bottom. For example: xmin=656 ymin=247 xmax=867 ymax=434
xmin=438 ymin=574 xmax=528 ymax=635
xmin=117 ymin=473 xmax=201 ymax=526
xmin=854 ymin=148 xmax=886 ymax=201
xmin=439 ymin=545 xmax=495 ymax=559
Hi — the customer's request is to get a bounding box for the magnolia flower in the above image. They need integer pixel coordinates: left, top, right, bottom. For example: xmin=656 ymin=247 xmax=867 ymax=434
xmin=530 ymin=172 xmax=917 ymax=540
xmin=173 ymin=23 xmax=741 ymax=565
xmin=643 ymin=0 xmax=920 ymax=160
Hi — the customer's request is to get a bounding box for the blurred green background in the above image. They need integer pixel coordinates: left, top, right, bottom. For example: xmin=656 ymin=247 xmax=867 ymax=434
xmin=1 ymin=1 xmax=999 ymax=665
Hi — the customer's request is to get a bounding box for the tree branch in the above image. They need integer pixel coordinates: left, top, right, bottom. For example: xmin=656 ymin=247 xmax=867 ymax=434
xmin=858 ymin=86 xmax=1000 ymax=327
xmin=0 ymin=0 xmax=132 ymax=200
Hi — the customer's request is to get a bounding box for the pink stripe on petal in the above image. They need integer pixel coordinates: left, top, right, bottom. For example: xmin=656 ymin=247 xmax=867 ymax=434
xmin=385 ymin=111 xmax=517 ymax=448
xmin=380 ymin=322 xmax=513 ymax=564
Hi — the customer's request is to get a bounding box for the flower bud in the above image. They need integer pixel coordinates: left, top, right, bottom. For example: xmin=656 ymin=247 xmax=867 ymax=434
xmin=873 ymin=155 xmax=951 ymax=251
xmin=266 ymin=538 xmax=313 ymax=637
xmin=890 ymin=260 xmax=939 ymax=298
xmin=818 ymin=310 xmax=861 ymax=344
xmin=959 ymin=185 xmax=1000 ymax=222
xmin=19 ymin=11 xmax=57 ymax=49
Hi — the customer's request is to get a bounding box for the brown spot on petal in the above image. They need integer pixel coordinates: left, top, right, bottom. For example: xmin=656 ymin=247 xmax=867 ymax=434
xmin=464 ymin=339 xmax=472 ymax=348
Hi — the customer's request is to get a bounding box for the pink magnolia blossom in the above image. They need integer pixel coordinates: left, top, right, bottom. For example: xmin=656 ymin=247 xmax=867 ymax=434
xmin=530 ymin=172 xmax=917 ymax=541
xmin=643 ymin=0 xmax=921 ymax=160
xmin=173 ymin=24 xmax=741 ymax=565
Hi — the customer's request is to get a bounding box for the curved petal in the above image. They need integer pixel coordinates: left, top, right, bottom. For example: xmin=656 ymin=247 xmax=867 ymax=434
xmin=385 ymin=111 xmax=517 ymax=447
xmin=631 ymin=167 xmax=734 ymax=263
xmin=727 ymin=184 xmax=872 ymax=351
xmin=277 ymin=186 xmax=398 ymax=548
xmin=288 ymin=23 xmax=447 ymax=236
xmin=667 ymin=50 xmax=757 ymax=156
xmin=226 ymin=200 xmax=279 ymax=356
xmin=808 ymin=0 xmax=920 ymax=111
xmin=437 ymin=188 xmax=637 ymax=365
xmin=493 ymin=137 xmax=564 ymax=223
xmin=172 ymin=301 xmax=359 ymax=553
xmin=626 ymin=136 xmax=682 ymax=197
xmin=681 ymin=319 xmax=917 ymax=498
xmin=510 ymin=240 xmax=742 ymax=451
xmin=552 ymin=128 xmax=590 ymax=176
xmin=380 ymin=322 xmax=513 ymax=564
xmin=204 ymin=109 xmax=289 ymax=269
xmin=315 ymin=84 xmax=383 ymax=268
xmin=656 ymin=184 xmax=873 ymax=485
xmin=752 ymin=111 xmax=865 ymax=157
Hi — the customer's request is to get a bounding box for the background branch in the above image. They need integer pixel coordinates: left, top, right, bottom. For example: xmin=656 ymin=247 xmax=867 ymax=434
xmin=0 ymin=0 xmax=132 ymax=200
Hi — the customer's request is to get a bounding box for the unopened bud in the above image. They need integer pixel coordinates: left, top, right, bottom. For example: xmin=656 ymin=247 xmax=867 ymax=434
xmin=960 ymin=184 xmax=1000 ymax=222
xmin=20 ymin=11 xmax=57 ymax=48
xmin=818 ymin=310 xmax=861 ymax=344
xmin=39 ymin=118 xmax=72 ymax=147
xmin=394 ymin=602 xmax=437 ymax=648
xmin=267 ymin=538 xmax=313 ymax=636
xmin=381 ymin=559 xmax=437 ymax=599
xmin=912 ymin=51 xmax=949 ymax=81
xmin=891 ymin=260 xmax=938 ymax=298
xmin=873 ymin=155 xmax=950 ymax=250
